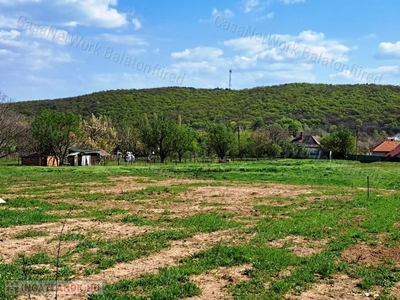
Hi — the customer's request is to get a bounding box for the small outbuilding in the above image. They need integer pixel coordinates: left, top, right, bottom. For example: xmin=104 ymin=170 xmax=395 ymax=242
xmin=67 ymin=148 xmax=110 ymax=166
xmin=21 ymin=153 xmax=59 ymax=166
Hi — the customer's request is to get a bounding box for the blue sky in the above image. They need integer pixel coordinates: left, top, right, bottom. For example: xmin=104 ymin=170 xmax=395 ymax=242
xmin=0 ymin=0 xmax=399 ymax=101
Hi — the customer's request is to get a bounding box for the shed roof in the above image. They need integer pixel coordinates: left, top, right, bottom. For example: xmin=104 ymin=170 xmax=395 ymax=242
xmin=68 ymin=147 xmax=100 ymax=155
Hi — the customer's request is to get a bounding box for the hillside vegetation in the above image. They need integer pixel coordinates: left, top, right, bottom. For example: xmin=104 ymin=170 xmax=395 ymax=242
xmin=10 ymin=83 xmax=400 ymax=133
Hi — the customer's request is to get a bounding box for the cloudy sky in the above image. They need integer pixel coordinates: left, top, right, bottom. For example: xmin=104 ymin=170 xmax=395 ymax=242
xmin=0 ymin=0 xmax=399 ymax=101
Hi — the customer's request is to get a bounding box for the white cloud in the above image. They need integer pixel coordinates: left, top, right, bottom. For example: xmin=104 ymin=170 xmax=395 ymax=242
xmin=0 ymin=29 xmax=20 ymax=39
xmin=256 ymin=12 xmax=274 ymax=21
xmin=223 ymin=30 xmax=350 ymax=64
xmin=21 ymin=25 xmax=71 ymax=46
xmin=171 ymin=47 xmax=224 ymax=61
xmin=211 ymin=8 xmax=234 ymax=18
xmin=0 ymin=28 xmax=73 ymax=70
xmin=65 ymin=0 xmax=128 ymax=28
xmin=2 ymin=0 xmax=128 ymax=28
xmin=200 ymin=8 xmax=234 ymax=23
xmin=132 ymin=18 xmax=142 ymax=30
xmin=375 ymin=41 xmax=400 ymax=59
xmin=170 ymin=61 xmax=218 ymax=74
xmin=330 ymin=65 xmax=398 ymax=84
xmin=243 ymin=0 xmax=260 ymax=13
xmin=0 ymin=0 xmax=41 ymax=5
xmin=298 ymin=30 xmax=324 ymax=42
xmin=0 ymin=15 xmax=19 ymax=28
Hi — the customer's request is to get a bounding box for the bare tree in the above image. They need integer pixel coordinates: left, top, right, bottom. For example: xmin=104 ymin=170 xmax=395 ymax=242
xmin=0 ymin=92 xmax=30 ymax=159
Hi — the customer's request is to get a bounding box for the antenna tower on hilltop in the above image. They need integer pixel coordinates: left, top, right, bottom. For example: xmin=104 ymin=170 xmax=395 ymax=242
xmin=229 ymin=69 xmax=232 ymax=90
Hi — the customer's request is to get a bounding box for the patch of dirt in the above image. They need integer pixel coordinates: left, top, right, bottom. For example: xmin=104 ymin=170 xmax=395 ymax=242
xmin=286 ymin=273 xmax=382 ymax=299
xmin=185 ymin=264 xmax=252 ymax=300
xmin=391 ymin=281 xmax=400 ymax=299
xmin=91 ymin=176 xmax=211 ymax=194
xmin=268 ymin=236 xmax=328 ymax=257
xmin=173 ymin=184 xmax=312 ymax=217
xmin=341 ymin=243 xmax=400 ymax=266
xmin=87 ymin=229 xmax=242 ymax=283
xmin=0 ymin=219 xmax=156 ymax=263
xmin=57 ymin=181 xmax=315 ymax=221
xmin=17 ymin=295 xmax=86 ymax=300
xmin=1 ymin=238 xmax=79 ymax=263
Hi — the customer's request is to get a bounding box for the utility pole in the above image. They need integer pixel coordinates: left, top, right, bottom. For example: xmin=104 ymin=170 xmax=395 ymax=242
xmin=356 ymin=125 xmax=360 ymax=160
xmin=237 ymin=125 xmax=241 ymax=159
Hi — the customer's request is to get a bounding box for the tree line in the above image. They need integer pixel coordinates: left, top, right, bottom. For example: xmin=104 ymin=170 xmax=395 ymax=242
xmin=1 ymin=90 xmax=363 ymax=165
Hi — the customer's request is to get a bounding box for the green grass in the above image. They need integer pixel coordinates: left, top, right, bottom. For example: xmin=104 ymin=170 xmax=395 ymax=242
xmin=0 ymin=209 xmax=60 ymax=228
xmin=76 ymin=230 xmax=191 ymax=274
xmin=13 ymin=230 xmax=49 ymax=239
xmin=1 ymin=160 xmax=400 ymax=299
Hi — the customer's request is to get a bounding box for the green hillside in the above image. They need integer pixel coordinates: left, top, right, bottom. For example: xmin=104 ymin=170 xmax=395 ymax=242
xmin=10 ymin=83 xmax=400 ymax=133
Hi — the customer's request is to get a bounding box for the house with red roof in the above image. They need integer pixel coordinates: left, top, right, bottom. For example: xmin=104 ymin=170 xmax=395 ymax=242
xmin=371 ymin=140 xmax=400 ymax=157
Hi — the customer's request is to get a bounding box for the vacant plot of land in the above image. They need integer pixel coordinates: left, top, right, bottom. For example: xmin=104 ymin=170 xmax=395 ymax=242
xmin=1 ymin=160 xmax=400 ymax=299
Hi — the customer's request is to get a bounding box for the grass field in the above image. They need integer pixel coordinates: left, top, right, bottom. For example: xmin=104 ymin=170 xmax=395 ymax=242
xmin=0 ymin=159 xmax=400 ymax=299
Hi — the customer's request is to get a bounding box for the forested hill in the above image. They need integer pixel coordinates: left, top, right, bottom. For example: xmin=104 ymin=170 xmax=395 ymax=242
xmin=10 ymin=83 xmax=400 ymax=133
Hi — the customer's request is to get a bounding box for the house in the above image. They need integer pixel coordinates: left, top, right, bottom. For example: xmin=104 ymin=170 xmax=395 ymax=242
xmin=291 ymin=132 xmax=322 ymax=158
xmin=21 ymin=153 xmax=59 ymax=166
xmin=371 ymin=140 xmax=400 ymax=157
xmin=67 ymin=148 xmax=110 ymax=166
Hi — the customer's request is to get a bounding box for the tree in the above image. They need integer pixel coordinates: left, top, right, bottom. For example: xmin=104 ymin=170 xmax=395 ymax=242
xmin=265 ymin=143 xmax=282 ymax=158
xmin=0 ymin=92 xmax=30 ymax=158
xmin=140 ymin=116 xmax=178 ymax=163
xmin=277 ymin=117 xmax=302 ymax=137
xmin=117 ymin=125 xmax=144 ymax=154
xmin=80 ymin=114 xmax=118 ymax=153
xmin=320 ymin=129 xmax=356 ymax=159
xmin=248 ymin=128 xmax=271 ymax=159
xmin=31 ymin=110 xmax=82 ymax=165
xmin=207 ymin=123 xmax=235 ymax=161
xmin=174 ymin=125 xmax=196 ymax=163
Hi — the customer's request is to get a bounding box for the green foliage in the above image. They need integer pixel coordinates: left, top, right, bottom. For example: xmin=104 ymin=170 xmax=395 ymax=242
xmin=247 ymin=128 xmax=271 ymax=158
xmin=320 ymin=129 xmax=356 ymax=158
xmin=140 ymin=116 xmax=179 ymax=163
xmin=0 ymin=209 xmax=60 ymax=228
xmin=280 ymin=141 xmax=309 ymax=158
xmin=13 ymin=230 xmax=49 ymax=239
xmin=31 ymin=109 xmax=82 ymax=164
xmin=174 ymin=125 xmax=196 ymax=162
xmin=265 ymin=143 xmax=282 ymax=158
xmin=277 ymin=117 xmax=302 ymax=136
xmin=207 ymin=123 xmax=235 ymax=160
xmin=12 ymin=84 xmax=400 ymax=135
